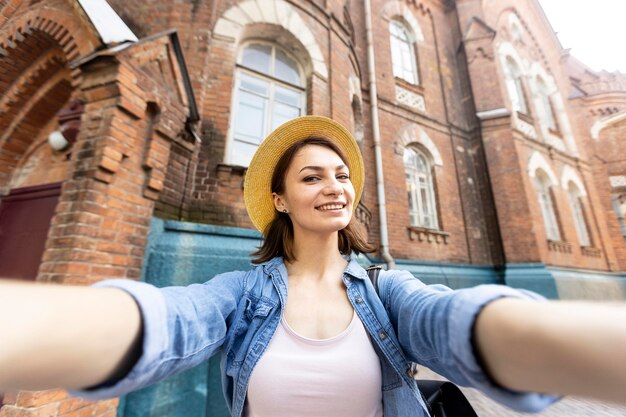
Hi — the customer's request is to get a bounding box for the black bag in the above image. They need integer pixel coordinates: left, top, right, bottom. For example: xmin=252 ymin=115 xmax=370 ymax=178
xmin=366 ymin=265 xmax=479 ymax=417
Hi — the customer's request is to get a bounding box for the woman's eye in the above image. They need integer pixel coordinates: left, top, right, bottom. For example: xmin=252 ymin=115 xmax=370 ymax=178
xmin=337 ymin=174 xmax=350 ymax=180
xmin=303 ymin=176 xmax=319 ymax=182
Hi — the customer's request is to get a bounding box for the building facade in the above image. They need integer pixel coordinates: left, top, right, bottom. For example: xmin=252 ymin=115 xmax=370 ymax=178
xmin=0 ymin=0 xmax=625 ymax=416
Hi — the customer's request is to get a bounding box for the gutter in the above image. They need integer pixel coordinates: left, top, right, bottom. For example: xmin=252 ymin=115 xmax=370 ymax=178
xmin=364 ymin=0 xmax=395 ymax=269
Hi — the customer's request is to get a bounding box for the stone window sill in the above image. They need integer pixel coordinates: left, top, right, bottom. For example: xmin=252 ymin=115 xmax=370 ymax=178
xmin=581 ymin=246 xmax=602 ymax=257
xmin=547 ymin=240 xmax=572 ymax=253
xmin=407 ymin=226 xmax=449 ymax=244
xmin=548 ymin=128 xmax=563 ymax=138
xmin=394 ymin=76 xmax=424 ymax=93
xmin=516 ymin=111 xmax=533 ymax=124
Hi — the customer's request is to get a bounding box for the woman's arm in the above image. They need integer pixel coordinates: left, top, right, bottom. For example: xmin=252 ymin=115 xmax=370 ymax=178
xmin=0 ymin=280 xmax=142 ymax=391
xmin=474 ymin=298 xmax=626 ymax=405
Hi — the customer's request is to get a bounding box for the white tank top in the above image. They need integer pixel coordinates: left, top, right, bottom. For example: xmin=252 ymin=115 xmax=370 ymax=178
xmin=246 ymin=312 xmax=383 ymax=417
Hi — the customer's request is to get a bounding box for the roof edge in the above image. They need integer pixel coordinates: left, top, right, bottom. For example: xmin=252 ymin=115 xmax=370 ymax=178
xmin=76 ymin=0 xmax=138 ymax=45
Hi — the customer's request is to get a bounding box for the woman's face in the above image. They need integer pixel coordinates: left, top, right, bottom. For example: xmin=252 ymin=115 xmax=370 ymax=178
xmin=273 ymin=144 xmax=355 ymax=236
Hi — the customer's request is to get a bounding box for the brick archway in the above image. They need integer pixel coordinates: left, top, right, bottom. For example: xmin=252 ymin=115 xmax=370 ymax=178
xmin=0 ymin=7 xmax=99 ymax=190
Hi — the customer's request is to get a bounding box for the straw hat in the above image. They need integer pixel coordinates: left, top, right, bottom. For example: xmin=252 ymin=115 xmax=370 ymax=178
xmin=244 ymin=115 xmax=364 ymax=235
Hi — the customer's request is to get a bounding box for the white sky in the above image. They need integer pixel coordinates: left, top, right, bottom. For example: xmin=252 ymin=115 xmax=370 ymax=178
xmin=537 ymin=0 xmax=626 ymax=73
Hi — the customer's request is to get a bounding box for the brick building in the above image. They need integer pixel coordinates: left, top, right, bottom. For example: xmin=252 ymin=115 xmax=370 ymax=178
xmin=0 ymin=0 xmax=624 ymax=416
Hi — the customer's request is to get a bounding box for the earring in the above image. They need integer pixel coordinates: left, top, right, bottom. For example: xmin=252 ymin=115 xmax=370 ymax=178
xmin=282 ymin=209 xmax=288 ymax=213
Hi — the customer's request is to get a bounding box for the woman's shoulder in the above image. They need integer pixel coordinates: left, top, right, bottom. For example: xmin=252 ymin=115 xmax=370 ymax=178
xmin=210 ymin=260 xmax=280 ymax=294
xmin=209 ymin=263 xmax=268 ymax=285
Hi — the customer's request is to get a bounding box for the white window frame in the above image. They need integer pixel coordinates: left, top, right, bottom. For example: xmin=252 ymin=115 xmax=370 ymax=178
xmin=505 ymin=57 xmax=528 ymax=114
xmin=389 ymin=20 xmax=419 ymax=85
xmin=225 ymin=42 xmax=306 ymax=167
xmin=567 ymin=183 xmax=591 ymax=247
xmin=536 ymin=77 xmax=558 ymax=131
xmin=405 ymin=146 xmax=438 ymax=229
xmin=535 ymin=171 xmax=561 ymax=241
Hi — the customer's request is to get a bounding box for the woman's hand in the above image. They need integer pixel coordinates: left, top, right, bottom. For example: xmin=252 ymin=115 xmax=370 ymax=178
xmin=474 ymin=298 xmax=626 ymax=405
xmin=0 ymin=280 xmax=142 ymax=391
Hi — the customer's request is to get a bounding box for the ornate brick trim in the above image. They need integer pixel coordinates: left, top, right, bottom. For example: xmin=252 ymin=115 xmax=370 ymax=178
xmin=581 ymin=247 xmax=602 ymax=258
xmin=407 ymin=226 xmax=450 ymax=244
xmin=547 ymin=240 xmax=572 ymax=253
xmin=0 ymin=8 xmax=95 ymax=66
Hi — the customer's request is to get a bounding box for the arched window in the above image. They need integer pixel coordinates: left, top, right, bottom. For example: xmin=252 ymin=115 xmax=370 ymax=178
xmin=567 ymin=182 xmax=591 ymax=246
xmin=404 ymin=147 xmax=438 ymax=229
xmin=536 ymin=77 xmax=558 ymax=132
xmin=534 ymin=170 xmax=561 ymax=241
xmin=389 ymin=20 xmax=418 ymax=85
xmin=505 ymin=57 xmax=528 ymax=114
xmin=229 ymin=43 xmax=306 ymax=166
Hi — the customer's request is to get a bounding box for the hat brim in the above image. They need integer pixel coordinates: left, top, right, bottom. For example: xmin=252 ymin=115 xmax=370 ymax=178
xmin=244 ymin=116 xmax=364 ymax=235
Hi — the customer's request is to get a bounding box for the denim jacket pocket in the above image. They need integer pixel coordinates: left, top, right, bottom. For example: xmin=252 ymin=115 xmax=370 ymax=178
xmin=227 ymin=297 xmax=275 ymax=366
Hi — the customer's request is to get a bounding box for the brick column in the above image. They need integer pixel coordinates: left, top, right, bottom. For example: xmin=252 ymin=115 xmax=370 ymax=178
xmin=39 ymin=56 xmax=186 ymax=285
xmin=6 ymin=52 xmax=188 ymax=417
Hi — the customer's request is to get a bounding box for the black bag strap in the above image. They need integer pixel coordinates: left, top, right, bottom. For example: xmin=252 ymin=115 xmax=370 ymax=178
xmin=365 ymin=265 xmax=479 ymax=417
xmin=365 ymin=264 xmax=382 ymax=293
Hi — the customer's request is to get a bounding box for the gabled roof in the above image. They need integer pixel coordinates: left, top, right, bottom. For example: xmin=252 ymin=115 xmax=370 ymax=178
xmin=76 ymin=0 xmax=138 ymax=45
xmin=463 ymin=17 xmax=496 ymax=42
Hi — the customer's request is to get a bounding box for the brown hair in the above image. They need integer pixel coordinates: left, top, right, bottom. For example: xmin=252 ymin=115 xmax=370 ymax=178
xmin=251 ymin=136 xmax=374 ymax=264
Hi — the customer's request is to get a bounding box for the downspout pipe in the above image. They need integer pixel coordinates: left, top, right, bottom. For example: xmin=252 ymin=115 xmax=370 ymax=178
xmin=364 ymin=0 xmax=395 ymax=269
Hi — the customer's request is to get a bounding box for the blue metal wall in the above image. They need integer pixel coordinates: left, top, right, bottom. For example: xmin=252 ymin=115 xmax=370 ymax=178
xmin=119 ymin=218 xmax=625 ymax=416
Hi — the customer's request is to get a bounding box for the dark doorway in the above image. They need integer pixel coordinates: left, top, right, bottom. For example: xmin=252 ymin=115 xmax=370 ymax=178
xmin=0 ymin=183 xmax=62 ymax=280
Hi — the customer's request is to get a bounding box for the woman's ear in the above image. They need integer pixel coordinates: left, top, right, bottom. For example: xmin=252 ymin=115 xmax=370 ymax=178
xmin=272 ymin=192 xmax=286 ymax=213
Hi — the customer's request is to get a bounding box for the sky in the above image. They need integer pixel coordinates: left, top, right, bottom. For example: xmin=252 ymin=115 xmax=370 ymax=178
xmin=537 ymin=0 xmax=626 ymax=73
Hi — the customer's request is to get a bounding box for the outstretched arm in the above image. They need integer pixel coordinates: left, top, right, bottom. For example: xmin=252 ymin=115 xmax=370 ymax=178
xmin=474 ymin=298 xmax=626 ymax=405
xmin=0 ymin=280 xmax=142 ymax=391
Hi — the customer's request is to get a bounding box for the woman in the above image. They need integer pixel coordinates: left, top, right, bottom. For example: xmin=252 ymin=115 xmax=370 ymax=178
xmin=1 ymin=116 xmax=625 ymax=417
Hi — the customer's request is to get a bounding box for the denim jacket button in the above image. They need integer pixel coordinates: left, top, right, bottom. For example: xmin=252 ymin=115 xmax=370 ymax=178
xmin=356 ymin=297 xmax=363 ymax=303
xmin=346 ymin=277 xmax=352 ymax=282
xmin=379 ymin=331 xmax=387 ymax=339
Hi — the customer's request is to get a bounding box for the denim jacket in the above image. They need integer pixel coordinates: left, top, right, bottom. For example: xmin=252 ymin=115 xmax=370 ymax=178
xmin=73 ymin=257 xmax=557 ymax=416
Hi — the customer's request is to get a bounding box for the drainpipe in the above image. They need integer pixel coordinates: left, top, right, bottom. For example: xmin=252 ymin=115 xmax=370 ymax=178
xmin=364 ymin=0 xmax=395 ymax=269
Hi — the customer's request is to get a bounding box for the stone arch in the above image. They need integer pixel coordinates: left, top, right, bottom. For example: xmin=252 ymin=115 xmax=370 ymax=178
xmin=527 ymin=151 xmax=558 ymax=185
xmin=213 ymin=0 xmax=328 ymax=79
xmin=495 ymin=8 xmax=550 ymax=70
xmin=591 ymin=109 xmax=626 ymax=140
xmin=561 ymin=165 xmax=587 ymax=196
xmin=508 ymin=13 xmax=523 ymax=42
xmin=398 ymin=125 xmax=443 ymax=166
xmin=348 ymin=75 xmax=364 ymax=142
xmin=348 ymin=74 xmax=362 ymax=103
xmin=381 ymin=0 xmax=425 ymax=43
xmin=497 ymin=41 xmax=527 ymax=73
xmin=528 ymin=63 xmax=578 ymax=155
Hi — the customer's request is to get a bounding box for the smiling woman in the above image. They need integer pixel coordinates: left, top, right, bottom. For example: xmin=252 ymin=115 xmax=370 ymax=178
xmin=2 ymin=116 xmax=626 ymax=417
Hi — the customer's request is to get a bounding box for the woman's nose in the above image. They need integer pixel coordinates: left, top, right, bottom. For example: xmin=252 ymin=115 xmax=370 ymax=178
xmin=323 ymin=178 xmax=343 ymax=195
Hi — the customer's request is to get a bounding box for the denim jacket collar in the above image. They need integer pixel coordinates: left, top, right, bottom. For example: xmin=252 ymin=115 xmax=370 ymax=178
xmin=260 ymin=256 xmax=367 ymax=280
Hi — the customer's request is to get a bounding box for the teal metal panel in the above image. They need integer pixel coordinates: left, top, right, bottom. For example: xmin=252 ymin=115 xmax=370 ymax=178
xmin=120 ymin=218 xmax=262 ymax=417
xmin=548 ymin=266 xmax=626 ymax=300
xmin=503 ymin=263 xmax=559 ymax=299
xmin=393 ymin=259 xmax=503 ymax=288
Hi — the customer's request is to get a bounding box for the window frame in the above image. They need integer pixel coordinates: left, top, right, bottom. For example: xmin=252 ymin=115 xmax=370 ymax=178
xmin=534 ymin=171 xmax=561 ymax=241
xmin=505 ymin=57 xmax=528 ymax=115
xmin=389 ymin=19 xmax=419 ymax=85
xmin=404 ymin=146 xmax=439 ymax=230
xmin=226 ymin=41 xmax=307 ymax=167
xmin=536 ymin=77 xmax=559 ymax=133
xmin=567 ymin=183 xmax=591 ymax=247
